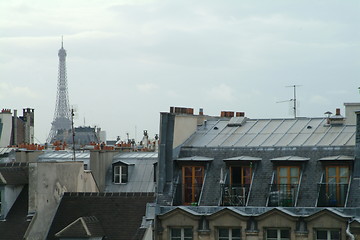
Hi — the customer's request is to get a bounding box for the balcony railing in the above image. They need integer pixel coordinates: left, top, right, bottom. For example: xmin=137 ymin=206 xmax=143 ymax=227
xmin=268 ymin=184 xmax=298 ymax=207
xmin=221 ymin=184 xmax=250 ymax=206
xmin=173 ymin=183 xmax=203 ymax=206
xmin=317 ymin=183 xmax=348 ymax=207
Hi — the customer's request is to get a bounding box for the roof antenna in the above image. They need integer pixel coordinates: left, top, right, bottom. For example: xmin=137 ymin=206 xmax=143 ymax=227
xmin=277 ymin=85 xmax=302 ymax=118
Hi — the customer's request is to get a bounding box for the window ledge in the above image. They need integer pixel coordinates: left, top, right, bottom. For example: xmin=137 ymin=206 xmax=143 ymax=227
xmin=198 ymin=229 xmax=210 ymax=235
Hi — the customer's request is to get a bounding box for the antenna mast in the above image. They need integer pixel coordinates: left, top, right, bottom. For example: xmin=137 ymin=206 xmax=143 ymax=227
xmin=277 ymin=85 xmax=301 ymax=118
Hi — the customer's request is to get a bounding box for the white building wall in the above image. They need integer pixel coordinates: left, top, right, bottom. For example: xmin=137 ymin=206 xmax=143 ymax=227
xmin=173 ymin=115 xmax=198 ymax=149
xmin=0 ymin=111 xmax=12 ymax=147
xmin=344 ymin=103 xmax=360 ymax=125
xmin=25 ymin=161 xmax=98 ymax=240
xmin=2 ymin=185 xmax=23 ymax=219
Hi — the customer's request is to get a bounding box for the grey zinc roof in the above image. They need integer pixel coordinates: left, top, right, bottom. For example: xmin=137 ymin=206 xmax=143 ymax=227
xmin=270 ymin=156 xmax=310 ymax=162
xmin=184 ymin=117 xmax=356 ymax=147
xmin=176 ymin=156 xmax=214 ymax=161
xmin=0 ymin=147 xmax=16 ymax=155
xmin=223 ymin=156 xmax=262 ymax=161
xmin=318 ymin=155 xmax=354 ymax=161
xmin=38 ymin=151 xmax=90 ymax=161
xmin=105 ymin=152 xmax=158 ymax=193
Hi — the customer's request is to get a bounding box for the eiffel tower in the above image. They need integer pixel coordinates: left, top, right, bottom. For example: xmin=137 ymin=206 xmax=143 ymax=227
xmin=47 ymin=39 xmax=72 ymax=143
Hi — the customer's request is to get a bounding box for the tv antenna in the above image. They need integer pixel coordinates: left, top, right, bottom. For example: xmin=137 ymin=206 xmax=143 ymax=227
xmin=277 ymin=85 xmax=302 ymax=118
xmin=70 ymin=105 xmax=78 ymax=161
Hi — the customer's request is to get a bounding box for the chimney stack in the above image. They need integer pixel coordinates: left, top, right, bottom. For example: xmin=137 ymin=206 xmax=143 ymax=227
xmin=354 ymin=111 xmax=360 ymax=178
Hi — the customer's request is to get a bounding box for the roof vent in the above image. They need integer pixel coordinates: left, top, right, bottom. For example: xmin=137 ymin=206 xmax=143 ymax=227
xmin=227 ymin=117 xmax=247 ymax=127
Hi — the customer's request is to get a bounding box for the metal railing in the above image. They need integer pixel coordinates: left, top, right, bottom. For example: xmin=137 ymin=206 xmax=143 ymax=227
xmin=268 ymin=184 xmax=298 ymax=207
xmin=317 ymin=183 xmax=348 ymax=207
xmin=221 ymin=184 xmax=250 ymax=206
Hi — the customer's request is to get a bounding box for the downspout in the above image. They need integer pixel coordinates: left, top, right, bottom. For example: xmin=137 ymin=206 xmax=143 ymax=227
xmin=346 ymin=220 xmax=355 ymax=240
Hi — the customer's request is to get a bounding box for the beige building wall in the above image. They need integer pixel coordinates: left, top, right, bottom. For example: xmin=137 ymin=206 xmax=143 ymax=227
xmin=306 ymin=213 xmax=347 ymax=240
xmin=257 ymin=212 xmax=297 ymax=240
xmin=158 ymin=210 xmax=200 ymax=240
xmin=173 ymin=115 xmax=199 ymax=149
xmin=156 ymin=208 xmax=357 ymax=240
xmin=208 ymin=210 xmax=248 ymax=240
xmin=344 ymin=102 xmax=360 ymax=125
xmin=25 ymin=161 xmax=98 ymax=240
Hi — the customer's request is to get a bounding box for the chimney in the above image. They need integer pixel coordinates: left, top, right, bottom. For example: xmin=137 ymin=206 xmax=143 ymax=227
xmin=158 ymin=112 xmax=175 ymax=195
xmin=236 ymin=112 xmax=245 ymax=117
xmin=199 ymin=108 xmax=203 ymax=116
xmin=336 ymin=108 xmax=341 ymax=115
xmin=354 ymin=111 xmax=360 ymax=178
xmin=13 ymin=109 xmax=18 ymax=145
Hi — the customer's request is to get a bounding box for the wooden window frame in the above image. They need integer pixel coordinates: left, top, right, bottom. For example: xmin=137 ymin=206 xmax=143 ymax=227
xmin=325 ymin=165 xmax=349 ymax=205
xmin=182 ymin=166 xmax=204 ymax=204
xmin=229 ymin=166 xmax=252 ymax=186
xmin=276 ymin=166 xmax=300 ymax=185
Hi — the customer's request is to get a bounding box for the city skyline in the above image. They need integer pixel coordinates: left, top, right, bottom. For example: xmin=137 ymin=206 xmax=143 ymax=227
xmin=1 ymin=0 xmax=359 ymax=143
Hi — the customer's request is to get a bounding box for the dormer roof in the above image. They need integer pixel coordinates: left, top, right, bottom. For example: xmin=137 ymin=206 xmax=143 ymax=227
xmin=55 ymin=216 xmax=105 ymax=238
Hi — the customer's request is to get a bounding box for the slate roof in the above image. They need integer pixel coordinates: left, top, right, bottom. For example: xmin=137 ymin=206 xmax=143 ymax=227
xmin=164 ymin=114 xmax=358 ymax=207
xmin=0 ymin=186 xmax=30 ymax=240
xmin=105 ymin=152 xmax=157 ymax=192
xmin=47 ymin=192 xmax=155 ymax=240
xmin=0 ymin=162 xmax=28 ymax=185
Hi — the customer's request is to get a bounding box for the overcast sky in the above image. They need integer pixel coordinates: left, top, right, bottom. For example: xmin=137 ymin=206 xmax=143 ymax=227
xmin=1 ymin=0 xmax=359 ymax=144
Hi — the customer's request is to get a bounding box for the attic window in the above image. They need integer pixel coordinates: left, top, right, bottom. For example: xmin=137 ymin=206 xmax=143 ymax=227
xmin=113 ymin=165 xmax=128 ymax=184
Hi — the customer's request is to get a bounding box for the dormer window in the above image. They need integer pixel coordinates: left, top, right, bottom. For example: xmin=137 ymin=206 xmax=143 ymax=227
xmin=175 ymin=156 xmax=213 ymax=205
xmin=113 ymin=165 xmax=128 ymax=184
xmin=221 ymin=156 xmax=261 ymax=207
xmin=317 ymin=155 xmax=353 ymax=207
xmin=319 ymin=166 xmax=349 ymax=207
xmin=268 ymin=156 xmax=309 ymax=207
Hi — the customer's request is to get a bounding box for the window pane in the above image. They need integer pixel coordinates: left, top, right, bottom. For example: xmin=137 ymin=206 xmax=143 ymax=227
xmin=280 ymin=177 xmax=288 ymax=184
xmin=279 ymin=168 xmax=287 ymax=177
xmin=290 ymin=167 xmax=299 ymax=177
xmin=184 ymin=228 xmax=193 ymax=240
xmin=232 ymin=228 xmax=241 ymax=238
xmin=316 ymin=230 xmax=327 ymax=240
xmin=184 ymin=167 xmax=192 ymax=176
xmin=195 ymin=167 xmax=203 ymax=177
xmin=280 ymin=229 xmax=289 ymax=239
xmin=267 ymin=229 xmax=277 ymax=238
xmin=114 ymin=175 xmax=120 ymax=183
xmin=328 ymin=177 xmax=336 ymax=184
xmin=114 ymin=166 xmax=120 ymax=174
xmin=330 ymin=230 xmax=340 ymax=240
xmin=219 ymin=228 xmax=229 ymax=238
xmin=171 ymin=228 xmax=181 ymax=238
xmin=291 ymin=177 xmax=298 ymax=184
xmin=340 ymin=167 xmax=348 ymax=177
xmin=328 ymin=167 xmax=336 ymax=177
